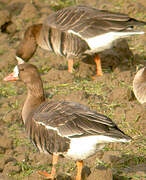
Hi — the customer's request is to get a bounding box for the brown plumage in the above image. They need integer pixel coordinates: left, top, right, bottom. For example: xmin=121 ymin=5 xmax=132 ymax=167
xmin=16 ymin=24 xmax=42 ymax=61
xmin=16 ymin=5 xmax=146 ymax=76
xmin=4 ymin=62 xmax=132 ymax=179
xmin=133 ymin=67 xmax=146 ymax=104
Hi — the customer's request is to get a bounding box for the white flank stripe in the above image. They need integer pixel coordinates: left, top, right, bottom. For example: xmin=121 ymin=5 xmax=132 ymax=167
xmin=36 ymin=121 xmax=62 ymax=136
xmin=37 ymin=121 xmax=57 ymax=130
xmin=68 ymin=30 xmax=82 ymax=38
xmin=85 ymin=31 xmax=144 ymax=50
xmin=68 ymin=30 xmax=144 ymax=51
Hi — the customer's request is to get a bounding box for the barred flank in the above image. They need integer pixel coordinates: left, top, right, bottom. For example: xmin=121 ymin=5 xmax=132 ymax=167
xmin=47 ymin=27 xmax=90 ymax=57
xmin=25 ymin=115 xmax=70 ymax=154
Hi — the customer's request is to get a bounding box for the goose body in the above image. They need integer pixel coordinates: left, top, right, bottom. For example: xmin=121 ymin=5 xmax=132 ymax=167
xmin=4 ymin=62 xmax=132 ymax=179
xmin=133 ymin=67 xmax=146 ymax=104
xmin=26 ymin=100 xmax=131 ymax=161
xmin=40 ymin=5 xmax=145 ymax=55
xmin=16 ymin=5 xmax=146 ymax=76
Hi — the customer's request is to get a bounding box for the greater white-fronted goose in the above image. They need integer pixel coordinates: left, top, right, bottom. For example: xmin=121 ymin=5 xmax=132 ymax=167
xmin=133 ymin=67 xmax=146 ymax=104
xmin=16 ymin=5 xmax=146 ymax=76
xmin=4 ymin=60 xmax=132 ymax=179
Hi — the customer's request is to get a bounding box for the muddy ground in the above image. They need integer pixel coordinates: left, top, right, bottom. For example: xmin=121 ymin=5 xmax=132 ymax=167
xmin=0 ymin=0 xmax=146 ymax=180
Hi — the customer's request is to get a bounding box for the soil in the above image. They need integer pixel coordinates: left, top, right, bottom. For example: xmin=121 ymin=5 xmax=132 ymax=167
xmin=0 ymin=0 xmax=146 ymax=180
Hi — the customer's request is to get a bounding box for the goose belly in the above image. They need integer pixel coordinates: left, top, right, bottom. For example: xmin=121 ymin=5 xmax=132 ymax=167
xmin=64 ymin=135 xmax=130 ymax=160
xmin=85 ymin=31 xmax=144 ymax=53
xmin=64 ymin=136 xmax=105 ymax=160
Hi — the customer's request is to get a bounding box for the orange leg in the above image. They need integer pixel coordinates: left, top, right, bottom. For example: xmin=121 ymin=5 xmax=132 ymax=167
xmin=68 ymin=59 xmax=74 ymax=73
xmin=76 ymin=160 xmax=83 ymax=180
xmin=94 ymin=54 xmax=103 ymax=76
xmin=38 ymin=154 xmax=58 ymax=179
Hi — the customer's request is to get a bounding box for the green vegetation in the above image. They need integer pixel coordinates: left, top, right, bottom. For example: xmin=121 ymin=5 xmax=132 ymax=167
xmin=49 ymin=0 xmax=77 ymax=11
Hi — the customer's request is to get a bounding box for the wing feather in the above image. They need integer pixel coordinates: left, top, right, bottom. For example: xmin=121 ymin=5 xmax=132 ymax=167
xmin=44 ymin=5 xmax=142 ymax=39
xmin=33 ymin=101 xmax=122 ymax=138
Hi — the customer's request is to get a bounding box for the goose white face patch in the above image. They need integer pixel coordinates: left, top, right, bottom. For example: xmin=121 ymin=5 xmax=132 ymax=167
xmin=16 ymin=56 xmax=25 ymax=64
xmin=13 ymin=65 xmax=19 ymax=77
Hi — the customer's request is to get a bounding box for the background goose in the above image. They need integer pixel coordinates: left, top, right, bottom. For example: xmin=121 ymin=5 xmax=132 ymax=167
xmin=16 ymin=5 xmax=146 ymax=77
xmin=133 ymin=67 xmax=146 ymax=104
xmin=4 ymin=60 xmax=132 ymax=180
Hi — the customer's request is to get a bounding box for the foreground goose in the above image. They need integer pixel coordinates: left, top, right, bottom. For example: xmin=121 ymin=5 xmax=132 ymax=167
xmin=16 ymin=5 xmax=146 ymax=76
xmin=4 ymin=61 xmax=132 ymax=180
xmin=133 ymin=67 xmax=146 ymax=104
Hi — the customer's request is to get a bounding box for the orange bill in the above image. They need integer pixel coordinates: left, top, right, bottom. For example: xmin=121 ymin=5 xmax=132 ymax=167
xmin=4 ymin=73 xmax=19 ymax=81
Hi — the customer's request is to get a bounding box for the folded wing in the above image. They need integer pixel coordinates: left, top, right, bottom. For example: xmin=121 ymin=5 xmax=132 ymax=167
xmin=44 ymin=5 xmax=146 ymax=39
xmin=33 ymin=101 xmax=131 ymax=141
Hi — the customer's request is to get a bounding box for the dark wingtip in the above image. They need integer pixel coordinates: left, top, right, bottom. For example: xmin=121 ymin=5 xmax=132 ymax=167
xmin=130 ymin=18 xmax=146 ymax=26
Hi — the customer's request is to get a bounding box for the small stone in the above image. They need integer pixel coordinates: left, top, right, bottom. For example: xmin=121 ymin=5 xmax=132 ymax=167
xmin=5 ymin=157 xmax=17 ymax=164
xmin=40 ymin=7 xmax=53 ymax=15
xmin=0 ymin=174 xmax=12 ymax=180
xmin=3 ymin=162 xmax=21 ymax=175
xmin=5 ymin=23 xmax=17 ymax=34
xmin=0 ymin=10 xmax=11 ymax=27
xmin=19 ymin=3 xmax=37 ymax=20
xmin=0 ymin=159 xmax=5 ymax=173
xmin=127 ymin=89 xmax=136 ymax=101
xmin=23 ymin=172 xmax=44 ymax=180
xmin=88 ymin=167 xmax=113 ymax=180
xmin=100 ymin=39 xmax=133 ymax=70
xmin=0 ymin=136 xmax=13 ymax=150
xmin=0 ymin=146 xmax=5 ymax=154
xmin=101 ymin=151 xmax=121 ymax=163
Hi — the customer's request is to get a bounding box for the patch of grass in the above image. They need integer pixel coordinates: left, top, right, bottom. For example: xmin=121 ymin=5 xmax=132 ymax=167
xmin=105 ymin=102 xmax=124 ymax=118
xmin=44 ymin=78 xmax=106 ymax=101
xmin=0 ymin=49 xmax=6 ymax=56
xmin=39 ymin=66 xmax=52 ymax=74
xmin=0 ymin=63 xmax=15 ymax=75
xmin=0 ymin=84 xmax=17 ymax=97
xmin=0 ymin=1 xmax=145 ymax=180
xmin=24 ymin=16 xmax=40 ymax=24
xmin=0 ymin=1 xmax=5 ymax=10
xmin=112 ymin=155 xmax=145 ymax=177
xmin=8 ymin=100 xmax=19 ymax=110
xmin=118 ymin=80 xmax=132 ymax=90
xmin=10 ymin=161 xmax=34 ymax=177
xmin=13 ymin=136 xmax=33 ymax=149
xmin=0 ymin=154 xmax=4 ymax=159
xmin=37 ymin=0 xmax=50 ymax=3
xmin=9 ymin=160 xmax=53 ymax=179
xmin=49 ymin=0 xmax=76 ymax=11
xmin=8 ymin=123 xmax=34 ymax=148
xmin=95 ymin=159 xmax=111 ymax=169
